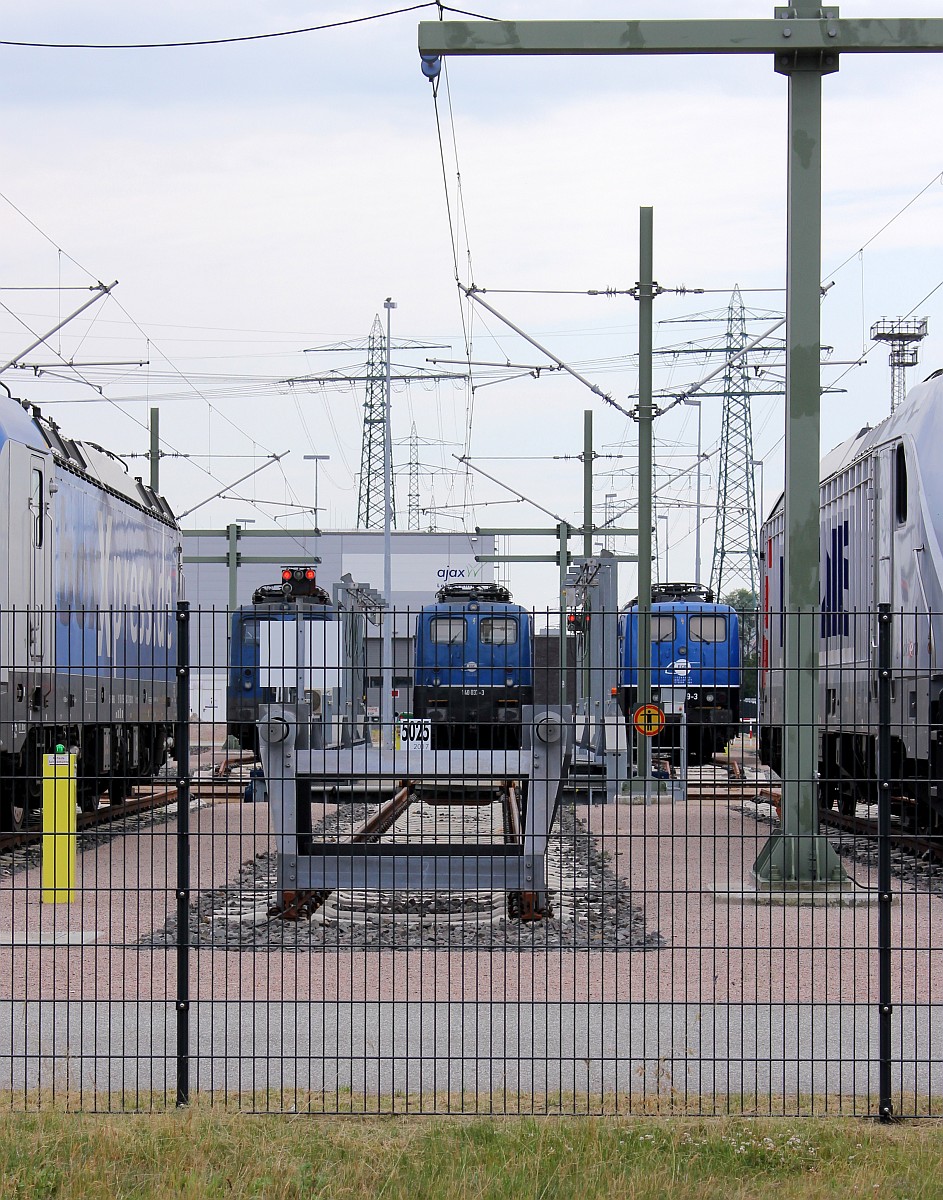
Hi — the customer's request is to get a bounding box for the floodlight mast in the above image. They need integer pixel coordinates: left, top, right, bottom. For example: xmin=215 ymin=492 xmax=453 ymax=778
xmin=417 ymin=9 xmax=943 ymax=903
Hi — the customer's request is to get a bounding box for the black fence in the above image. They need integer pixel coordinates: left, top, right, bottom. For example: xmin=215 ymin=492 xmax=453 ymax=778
xmin=0 ymin=601 xmax=940 ymax=1115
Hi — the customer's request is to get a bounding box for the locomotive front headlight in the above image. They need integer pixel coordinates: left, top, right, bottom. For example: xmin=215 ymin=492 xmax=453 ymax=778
xmin=704 ymin=692 xmax=714 ymax=702
xmin=243 ymin=680 xmax=253 ymax=690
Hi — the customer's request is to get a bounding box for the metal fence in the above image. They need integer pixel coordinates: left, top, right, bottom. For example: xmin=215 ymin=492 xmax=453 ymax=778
xmin=0 ymin=600 xmax=940 ymax=1116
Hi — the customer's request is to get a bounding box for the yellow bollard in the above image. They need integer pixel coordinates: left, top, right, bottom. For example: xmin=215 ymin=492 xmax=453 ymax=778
xmin=41 ymin=750 xmax=76 ymax=904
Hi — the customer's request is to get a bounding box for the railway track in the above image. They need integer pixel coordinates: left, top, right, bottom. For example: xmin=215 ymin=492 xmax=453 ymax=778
xmin=0 ymin=764 xmax=248 ymax=854
xmin=0 ymin=785 xmax=181 ymax=854
xmin=819 ymin=805 xmax=943 ymax=864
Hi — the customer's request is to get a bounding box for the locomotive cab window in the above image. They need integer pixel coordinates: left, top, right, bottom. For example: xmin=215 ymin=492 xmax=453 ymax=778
xmin=30 ymin=468 xmax=43 ymax=548
xmin=896 ymin=443 xmax=908 ymax=524
xmin=480 ymin=618 xmax=518 ymax=645
xmin=242 ymin=620 xmax=260 ymax=646
xmin=430 ymin=618 xmax=467 ymax=644
xmin=689 ymin=615 xmax=727 ymax=643
xmin=651 ymin=615 xmax=676 ymax=642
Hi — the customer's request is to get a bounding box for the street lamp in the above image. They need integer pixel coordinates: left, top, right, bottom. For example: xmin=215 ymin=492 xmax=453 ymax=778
xmin=303 ymin=454 xmax=330 ymax=534
xmin=382 ymin=297 xmax=397 ymax=748
xmin=681 ymin=397 xmax=703 ymax=585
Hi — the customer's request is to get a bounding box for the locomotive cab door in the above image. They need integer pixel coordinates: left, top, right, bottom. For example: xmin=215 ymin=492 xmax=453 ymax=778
xmin=27 ymin=456 xmax=52 ymax=662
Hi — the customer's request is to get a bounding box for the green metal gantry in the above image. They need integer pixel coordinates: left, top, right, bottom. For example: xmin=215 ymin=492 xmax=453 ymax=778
xmin=418 ymin=6 xmax=943 ymax=891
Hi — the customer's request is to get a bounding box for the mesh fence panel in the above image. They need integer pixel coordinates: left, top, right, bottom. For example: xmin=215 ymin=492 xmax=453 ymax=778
xmin=0 ymin=601 xmax=939 ymax=1114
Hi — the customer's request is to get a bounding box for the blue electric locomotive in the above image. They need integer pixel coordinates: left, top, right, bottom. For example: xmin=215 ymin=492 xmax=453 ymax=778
xmin=412 ymin=582 xmax=534 ymax=748
xmin=226 ymin=566 xmax=335 ymax=753
xmin=619 ymin=583 xmax=741 ymax=764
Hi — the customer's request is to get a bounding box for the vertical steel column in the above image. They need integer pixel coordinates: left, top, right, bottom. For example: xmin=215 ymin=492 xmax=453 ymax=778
xmin=558 ymin=522 xmax=569 ymax=708
xmin=149 ymin=407 xmax=160 ymax=494
xmin=174 ymin=600 xmax=191 ymax=1107
xmin=781 ymin=54 xmax=823 ymax=874
xmin=877 ymin=604 xmax=894 ymax=1121
xmin=582 ymin=410 xmax=594 ymax=706
xmin=636 ymin=207 xmax=655 ymax=785
xmin=583 ymin=410 xmax=593 ymax=558
xmin=753 ymin=34 xmax=844 ymax=886
xmin=227 ymin=523 xmax=240 ymax=612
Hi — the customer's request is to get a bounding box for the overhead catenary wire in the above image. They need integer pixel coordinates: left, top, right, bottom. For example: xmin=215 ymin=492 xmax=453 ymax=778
xmin=0 ymin=5 xmax=438 ymax=50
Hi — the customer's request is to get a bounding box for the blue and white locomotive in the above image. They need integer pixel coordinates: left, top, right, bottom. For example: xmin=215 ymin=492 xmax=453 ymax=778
xmin=0 ymin=395 xmax=180 ymax=830
xmin=759 ymin=370 xmax=943 ymax=829
xmin=619 ymin=583 xmax=741 ymax=764
xmin=226 ymin=566 xmax=335 ymax=753
xmin=412 ymin=582 xmax=534 ymax=747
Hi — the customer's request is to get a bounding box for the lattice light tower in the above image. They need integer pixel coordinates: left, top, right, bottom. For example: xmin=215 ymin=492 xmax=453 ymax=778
xmin=407 ymin=423 xmax=421 ymax=531
xmin=870 ymin=317 xmax=929 ymax=413
xmin=357 ymin=315 xmax=393 ymax=529
xmin=710 ymin=285 xmax=758 ymax=600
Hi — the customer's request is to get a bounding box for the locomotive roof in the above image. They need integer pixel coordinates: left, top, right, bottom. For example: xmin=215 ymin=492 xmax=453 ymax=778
xmin=433 ymin=582 xmax=513 ymax=603
xmin=766 ymin=371 xmax=943 ymax=522
xmin=0 ymin=394 xmax=177 ymax=527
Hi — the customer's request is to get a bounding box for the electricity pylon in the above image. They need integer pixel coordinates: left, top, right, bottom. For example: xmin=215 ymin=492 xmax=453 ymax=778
xmin=408 ymin=422 xmax=421 ymax=531
xmin=285 ymin=319 xmax=461 ymax=530
xmin=710 ymin=286 xmax=758 ymax=599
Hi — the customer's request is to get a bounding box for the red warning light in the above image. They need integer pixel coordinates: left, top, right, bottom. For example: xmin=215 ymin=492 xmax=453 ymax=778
xmin=305 ymin=569 xmax=316 ymax=581
xmin=281 ymin=569 xmax=292 ymax=582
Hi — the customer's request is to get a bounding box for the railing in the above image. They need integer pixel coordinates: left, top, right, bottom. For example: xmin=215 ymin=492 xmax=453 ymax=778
xmin=0 ymin=603 xmax=939 ymax=1115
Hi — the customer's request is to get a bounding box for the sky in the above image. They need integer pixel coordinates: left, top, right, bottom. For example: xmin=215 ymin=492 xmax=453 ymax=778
xmin=0 ymin=1 xmax=940 ymax=608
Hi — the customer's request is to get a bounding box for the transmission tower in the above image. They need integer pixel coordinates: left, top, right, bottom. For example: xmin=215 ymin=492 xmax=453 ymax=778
xmin=357 ymin=316 xmax=389 ymax=529
xmin=407 ymin=423 xmax=421 ymax=531
xmin=870 ymin=316 xmax=929 ymax=413
xmin=710 ymin=286 xmax=758 ymax=600
xmin=284 ymin=318 xmax=462 ymax=530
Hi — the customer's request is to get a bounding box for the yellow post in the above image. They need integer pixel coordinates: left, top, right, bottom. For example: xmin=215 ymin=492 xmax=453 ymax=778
xmin=41 ymin=751 xmax=76 ymax=904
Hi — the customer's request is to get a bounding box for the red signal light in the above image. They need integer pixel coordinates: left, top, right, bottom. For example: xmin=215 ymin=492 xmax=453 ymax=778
xmin=305 ymin=569 xmax=316 ymax=581
xmin=282 ymin=569 xmax=292 ymax=581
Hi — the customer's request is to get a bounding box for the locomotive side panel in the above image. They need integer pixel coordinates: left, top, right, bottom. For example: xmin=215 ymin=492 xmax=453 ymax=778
xmin=0 ymin=396 xmax=181 ymax=828
xmin=761 ymin=376 xmax=943 ymax=822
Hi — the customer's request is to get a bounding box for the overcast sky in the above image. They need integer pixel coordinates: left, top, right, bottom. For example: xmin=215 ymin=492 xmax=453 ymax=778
xmin=0 ymin=1 xmax=940 ymax=607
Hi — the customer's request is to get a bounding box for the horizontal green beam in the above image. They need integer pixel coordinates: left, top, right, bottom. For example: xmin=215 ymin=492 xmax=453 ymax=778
xmin=477 ymin=526 xmax=638 ymax=537
xmin=184 ymin=555 xmax=320 ymax=565
xmin=419 ymin=18 xmax=943 ymax=56
xmin=476 ymin=554 xmax=638 ymax=563
xmin=182 ymin=528 xmax=319 ymax=539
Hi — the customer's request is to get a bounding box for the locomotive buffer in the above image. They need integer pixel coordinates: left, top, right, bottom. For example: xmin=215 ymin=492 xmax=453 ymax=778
xmin=259 ymin=705 xmax=572 ymax=909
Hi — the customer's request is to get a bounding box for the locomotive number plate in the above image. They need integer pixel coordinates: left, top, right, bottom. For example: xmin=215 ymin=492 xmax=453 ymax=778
xmin=462 ymin=687 xmax=485 ymax=696
xmin=397 ymin=718 xmax=432 ymax=745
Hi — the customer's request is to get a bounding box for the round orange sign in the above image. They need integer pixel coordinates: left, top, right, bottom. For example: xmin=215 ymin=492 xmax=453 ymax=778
xmin=633 ymin=703 xmax=666 ymax=737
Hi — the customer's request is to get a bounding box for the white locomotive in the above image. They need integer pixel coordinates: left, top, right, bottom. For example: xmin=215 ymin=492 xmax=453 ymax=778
xmin=759 ymin=371 xmax=943 ymax=828
xmin=0 ymin=395 xmax=181 ymax=829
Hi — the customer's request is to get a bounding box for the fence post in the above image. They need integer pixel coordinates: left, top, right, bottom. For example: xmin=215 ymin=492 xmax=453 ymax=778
xmin=175 ymin=600 xmax=191 ymax=1108
xmin=876 ymin=603 xmax=893 ymax=1122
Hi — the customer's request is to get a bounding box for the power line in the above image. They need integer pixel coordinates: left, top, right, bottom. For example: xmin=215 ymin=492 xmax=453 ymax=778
xmin=0 ymin=5 xmax=436 ymax=50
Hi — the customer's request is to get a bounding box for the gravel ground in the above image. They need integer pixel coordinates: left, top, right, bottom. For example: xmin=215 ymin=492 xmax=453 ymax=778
xmin=139 ymin=800 xmax=660 ymax=953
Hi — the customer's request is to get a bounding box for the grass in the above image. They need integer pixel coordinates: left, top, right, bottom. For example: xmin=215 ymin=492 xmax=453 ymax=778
xmin=1 ymin=1110 xmax=943 ymax=1199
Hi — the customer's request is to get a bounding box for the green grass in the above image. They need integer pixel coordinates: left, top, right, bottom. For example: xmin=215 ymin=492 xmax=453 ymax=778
xmin=1 ymin=1111 xmax=943 ymax=1199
